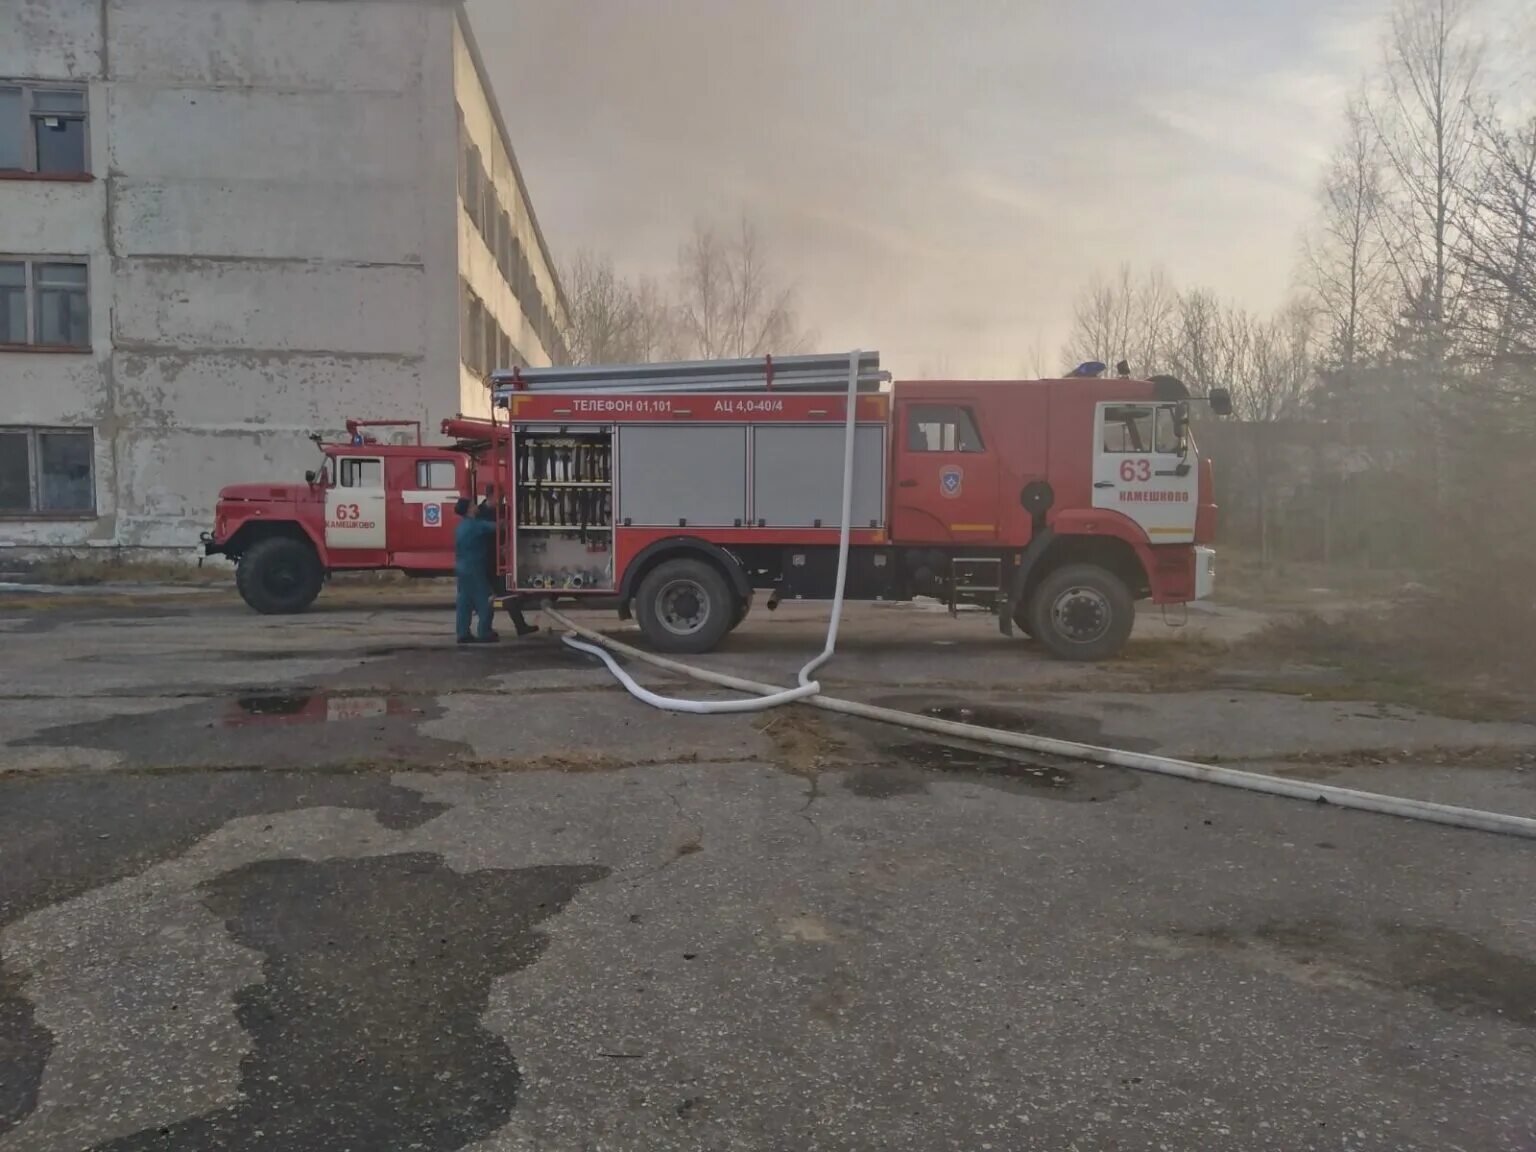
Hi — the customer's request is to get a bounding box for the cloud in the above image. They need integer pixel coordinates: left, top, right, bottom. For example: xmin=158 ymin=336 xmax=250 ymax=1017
xmin=468 ymin=0 xmax=1397 ymax=376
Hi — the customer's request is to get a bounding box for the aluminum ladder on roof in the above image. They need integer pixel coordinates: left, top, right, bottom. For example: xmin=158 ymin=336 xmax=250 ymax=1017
xmin=491 ymin=352 xmax=887 ymax=402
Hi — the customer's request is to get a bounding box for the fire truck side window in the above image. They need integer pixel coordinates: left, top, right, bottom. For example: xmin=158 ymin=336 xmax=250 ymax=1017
xmin=907 ymin=405 xmax=984 ymax=453
xmin=338 ymin=459 xmax=382 ymax=488
xmin=415 ymin=460 xmax=457 ymax=489
xmin=1154 ymin=406 xmax=1181 ymax=454
xmin=1102 ymin=406 xmax=1156 ymax=453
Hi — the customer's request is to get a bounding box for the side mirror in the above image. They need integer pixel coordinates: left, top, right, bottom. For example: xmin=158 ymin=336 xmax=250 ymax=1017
xmin=1208 ymin=388 xmax=1233 ymax=417
xmin=305 ymin=470 xmax=317 ymax=485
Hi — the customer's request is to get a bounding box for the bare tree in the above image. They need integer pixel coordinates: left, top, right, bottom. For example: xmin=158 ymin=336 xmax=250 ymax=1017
xmin=1368 ymin=0 xmax=1485 ymax=357
xmin=631 ymin=274 xmax=686 ymax=364
xmin=1232 ymin=300 xmax=1319 ymax=566
xmin=675 ymin=216 xmax=808 ymax=359
xmin=1061 ymin=265 xmax=1179 ymax=374
xmin=561 ymin=253 xmax=683 ymax=365
xmin=1459 ymin=109 xmax=1536 ymax=367
xmin=1304 ymin=97 xmax=1393 ymax=371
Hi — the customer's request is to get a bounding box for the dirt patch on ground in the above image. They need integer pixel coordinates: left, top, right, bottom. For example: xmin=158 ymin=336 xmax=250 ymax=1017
xmin=1158 ymin=920 xmax=1536 ymax=1026
xmin=753 ymin=708 xmax=849 ymax=781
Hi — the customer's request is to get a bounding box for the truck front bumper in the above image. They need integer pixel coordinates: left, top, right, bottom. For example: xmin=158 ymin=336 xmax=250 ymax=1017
xmin=1194 ymin=546 xmax=1216 ymax=601
xmin=200 ymin=531 xmax=225 ymax=558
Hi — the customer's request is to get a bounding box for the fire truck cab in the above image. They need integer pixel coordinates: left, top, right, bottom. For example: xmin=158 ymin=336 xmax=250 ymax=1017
xmin=202 ymin=420 xmax=490 ymax=614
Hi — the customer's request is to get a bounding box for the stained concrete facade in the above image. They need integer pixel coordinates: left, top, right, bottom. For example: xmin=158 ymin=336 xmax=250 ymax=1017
xmin=0 ymin=0 xmax=567 ymax=551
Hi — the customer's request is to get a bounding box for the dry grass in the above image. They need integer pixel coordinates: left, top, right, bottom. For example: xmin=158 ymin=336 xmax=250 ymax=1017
xmin=1247 ymin=600 xmax=1536 ymax=721
xmin=1213 ymin=548 xmax=1410 ymax=611
xmin=6 ymin=554 xmax=225 ymax=586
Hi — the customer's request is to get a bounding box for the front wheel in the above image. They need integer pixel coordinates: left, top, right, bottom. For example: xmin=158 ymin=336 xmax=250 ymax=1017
xmin=1026 ymin=563 xmax=1134 ymax=661
xmin=235 ymin=536 xmax=323 ymax=615
xmin=634 ymin=558 xmax=735 ymax=654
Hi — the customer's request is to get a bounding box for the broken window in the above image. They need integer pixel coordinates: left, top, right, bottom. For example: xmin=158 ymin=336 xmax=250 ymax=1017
xmin=0 ymin=427 xmax=94 ymax=514
xmin=0 ymin=259 xmax=89 ymax=348
xmin=0 ymin=84 xmax=88 ymax=175
xmin=906 ymin=405 xmax=984 ymax=453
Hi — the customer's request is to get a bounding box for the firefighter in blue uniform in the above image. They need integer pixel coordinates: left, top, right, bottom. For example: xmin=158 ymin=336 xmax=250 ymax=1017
xmin=454 ymin=497 xmax=498 ymax=644
xmin=475 ymin=491 xmax=538 ymax=638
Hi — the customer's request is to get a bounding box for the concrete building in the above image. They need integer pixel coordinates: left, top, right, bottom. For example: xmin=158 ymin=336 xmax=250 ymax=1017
xmin=0 ymin=0 xmax=568 ymax=552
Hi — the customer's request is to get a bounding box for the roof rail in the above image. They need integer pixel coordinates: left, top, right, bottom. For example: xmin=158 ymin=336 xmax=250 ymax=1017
xmin=491 ymin=352 xmax=886 ymax=399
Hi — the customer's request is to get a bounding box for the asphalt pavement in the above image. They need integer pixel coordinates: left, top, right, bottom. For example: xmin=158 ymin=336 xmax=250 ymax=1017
xmin=1 ymin=586 xmax=1533 ymax=1151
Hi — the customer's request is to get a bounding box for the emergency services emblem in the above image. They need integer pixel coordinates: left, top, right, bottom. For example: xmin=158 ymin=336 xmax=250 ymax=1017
xmin=423 ymin=503 xmax=442 ymax=527
xmin=940 ymin=466 xmax=963 ymax=499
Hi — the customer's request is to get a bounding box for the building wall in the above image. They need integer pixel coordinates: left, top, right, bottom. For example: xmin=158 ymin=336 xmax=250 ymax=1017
xmin=451 ymin=12 xmax=568 ymax=418
xmin=0 ymin=0 xmax=567 ymax=552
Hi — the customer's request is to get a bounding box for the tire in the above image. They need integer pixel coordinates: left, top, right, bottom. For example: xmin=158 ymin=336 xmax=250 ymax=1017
xmin=634 ymin=557 xmax=734 ymax=654
xmin=236 ymin=536 xmax=323 ymax=615
xmin=1026 ymin=563 xmax=1134 ymax=661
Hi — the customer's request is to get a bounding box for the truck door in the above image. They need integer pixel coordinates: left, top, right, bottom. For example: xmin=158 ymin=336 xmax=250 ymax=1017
xmin=388 ymin=454 xmax=465 ymax=568
xmin=326 ymin=454 xmax=387 ymax=553
xmin=891 ymin=400 xmax=999 ymax=543
xmin=1091 ymin=402 xmax=1198 ymax=543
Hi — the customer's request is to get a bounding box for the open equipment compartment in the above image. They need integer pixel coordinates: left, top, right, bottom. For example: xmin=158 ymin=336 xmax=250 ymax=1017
xmin=512 ymin=424 xmax=615 ymax=592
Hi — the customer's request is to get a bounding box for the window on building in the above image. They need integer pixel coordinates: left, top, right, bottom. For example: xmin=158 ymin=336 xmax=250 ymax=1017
xmin=338 ymin=458 xmax=382 ymax=488
xmin=456 ymin=109 xmax=469 ymax=202
xmin=1101 ymin=405 xmax=1178 ymax=453
xmin=498 ymin=331 xmax=511 ymax=371
xmin=0 ymin=259 xmax=89 ymax=349
xmin=907 ymin=405 xmax=985 ymax=453
xmin=0 ymin=426 xmax=94 ymax=514
xmin=416 ymin=460 xmax=457 ymax=489
xmin=470 ymin=297 xmax=486 ymax=376
xmin=465 ymin=147 xmax=482 ymax=228
xmin=482 ymin=313 xmax=498 ymax=375
xmin=0 ymin=85 xmax=89 ymax=175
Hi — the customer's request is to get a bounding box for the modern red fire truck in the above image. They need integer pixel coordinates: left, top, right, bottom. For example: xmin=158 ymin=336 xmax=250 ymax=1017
xmin=204 ymin=353 xmax=1228 ymax=660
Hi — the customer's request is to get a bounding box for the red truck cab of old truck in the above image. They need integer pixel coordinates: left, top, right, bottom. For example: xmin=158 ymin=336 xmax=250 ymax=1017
xmin=204 ymin=358 xmax=1224 ymax=661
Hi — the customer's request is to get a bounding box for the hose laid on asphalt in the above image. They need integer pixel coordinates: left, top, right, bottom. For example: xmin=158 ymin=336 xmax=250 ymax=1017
xmin=556 ymin=349 xmax=864 ymax=715
xmin=543 ymin=605 xmax=1536 ymax=841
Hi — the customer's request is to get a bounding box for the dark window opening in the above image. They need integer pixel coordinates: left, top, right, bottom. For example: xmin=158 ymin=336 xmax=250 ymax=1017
xmin=907 ymin=404 xmax=985 ymax=453
xmin=0 ymin=84 xmax=88 ymax=175
xmin=0 ymin=427 xmax=94 ymax=515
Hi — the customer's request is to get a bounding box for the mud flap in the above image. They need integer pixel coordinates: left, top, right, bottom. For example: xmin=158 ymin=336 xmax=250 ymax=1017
xmin=1001 ymin=527 xmax=1057 ymax=636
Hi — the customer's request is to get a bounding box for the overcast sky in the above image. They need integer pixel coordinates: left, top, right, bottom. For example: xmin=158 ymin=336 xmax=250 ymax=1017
xmin=467 ymin=0 xmax=1405 ymax=377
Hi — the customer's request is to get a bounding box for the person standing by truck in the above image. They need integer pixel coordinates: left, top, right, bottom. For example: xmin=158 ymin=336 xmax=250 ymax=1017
xmin=476 ymin=489 xmax=538 ymax=639
xmin=454 ymin=497 xmax=498 ymax=644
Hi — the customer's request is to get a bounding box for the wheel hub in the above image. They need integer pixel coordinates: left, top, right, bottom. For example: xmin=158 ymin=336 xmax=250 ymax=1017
xmin=1051 ymin=586 xmax=1110 ymax=644
xmin=658 ymin=579 xmax=709 ymax=636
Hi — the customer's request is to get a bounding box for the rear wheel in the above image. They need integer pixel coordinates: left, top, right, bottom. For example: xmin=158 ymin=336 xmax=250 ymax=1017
xmin=236 ymin=536 xmax=323 ymax=615
xmin=1026 ymin=563 xmax=1134 ymax=661
xmin=634 ymin=557 xmax=734 ymax=654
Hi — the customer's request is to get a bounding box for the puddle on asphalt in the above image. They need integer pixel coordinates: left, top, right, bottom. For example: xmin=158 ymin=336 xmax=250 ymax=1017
xmin=846 ymin=738 xmax=1138 ymax=804
xmin=918 ymin=703 xmax=1038 ymax=733
xmin=889 ymin=741 xmax=1072 ymax=788
xmin=843 ymin=695 xmax=1147 ymax=803
xmin=229 ymin=693 xmax=414 ymax=726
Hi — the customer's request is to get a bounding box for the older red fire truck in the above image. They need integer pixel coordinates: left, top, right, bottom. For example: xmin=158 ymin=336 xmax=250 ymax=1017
xmin=204 ymin=353 xmax=1228 ymax=660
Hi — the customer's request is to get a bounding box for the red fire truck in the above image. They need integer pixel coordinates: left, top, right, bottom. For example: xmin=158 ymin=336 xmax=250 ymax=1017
xmin=203 ymin=353 xmax=1229 ymax=660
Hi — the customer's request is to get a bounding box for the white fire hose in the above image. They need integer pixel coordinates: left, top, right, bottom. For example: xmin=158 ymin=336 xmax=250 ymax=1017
xmin=547 ymin=352 xmax=1536 ymax=841
xmin=555 ymin=349 xmax=863 ymax=714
